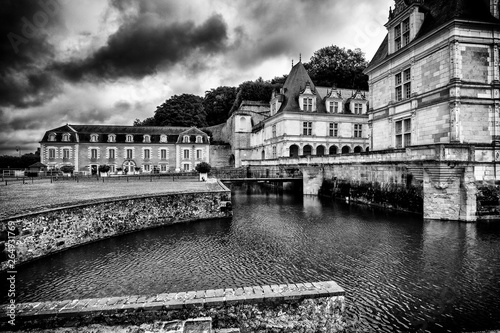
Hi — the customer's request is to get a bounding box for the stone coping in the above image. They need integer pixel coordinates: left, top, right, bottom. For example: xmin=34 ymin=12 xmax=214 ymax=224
xmin=1 ymin=180 xmax=229 ymax=222
xmin=0 ymin=281 xmax=344 ymax=321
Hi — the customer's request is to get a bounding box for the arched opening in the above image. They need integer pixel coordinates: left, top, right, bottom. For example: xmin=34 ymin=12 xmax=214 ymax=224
xmin=316 ymin=145 xmax=325 ymax=156
xmin=341 ymin=146 xmax=351 ymax=154
xmin=123 ymin=160 xmax=136 ymax=174
xmin=354 ymin=146 xmax=362 ymax=153
xmin=303 ymin=145 xmax=312 ymax=156
xmin=289 ymin=144 xmax=299 ymax=158
xmin=365 ymin=147 xmax=370 ymax=152
xmin=329 ymin=146 xmax=338 ymax=155
xmin=229 ymin=154 xmax=235 ymax=167
xmin=261 ymin=150 xmax=265 ymax=160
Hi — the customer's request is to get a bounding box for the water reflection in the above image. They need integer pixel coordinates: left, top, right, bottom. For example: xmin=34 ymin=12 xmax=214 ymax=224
xmin=2 ymin=185 xmax=500 ymax=332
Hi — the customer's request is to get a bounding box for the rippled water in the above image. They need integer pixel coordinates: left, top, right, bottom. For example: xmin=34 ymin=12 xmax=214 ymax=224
xmin=3 ymin=185 xmax=500 ymax=332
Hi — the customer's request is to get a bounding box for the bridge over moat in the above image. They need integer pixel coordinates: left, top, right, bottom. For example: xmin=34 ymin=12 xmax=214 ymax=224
xmin=226 ymin=143 xmax=500 ymax=222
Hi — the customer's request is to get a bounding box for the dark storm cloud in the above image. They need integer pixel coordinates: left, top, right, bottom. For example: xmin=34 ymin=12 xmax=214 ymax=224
xmin=54 ymin=13 xmax=229 ymax=82
xmin=0 ymin=0 xmax=63 ymax=108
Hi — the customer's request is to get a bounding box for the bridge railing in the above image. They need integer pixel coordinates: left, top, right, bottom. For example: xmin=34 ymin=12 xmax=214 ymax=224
xmin=209 ymin=166 xmax=302 ymax=179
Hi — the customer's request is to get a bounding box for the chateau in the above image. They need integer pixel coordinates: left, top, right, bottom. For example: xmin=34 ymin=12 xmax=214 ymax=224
xmin=39 ymin=124 xmax=210 ymax=174
xmin=365 ymin=0 xmax=500 ymax=151
xmin=213 ymin=61 xmax=370 ymax=167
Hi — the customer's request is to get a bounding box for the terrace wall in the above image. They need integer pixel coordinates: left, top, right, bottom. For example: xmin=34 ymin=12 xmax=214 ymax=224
xmin=0 ymin=281 xmax=345 ymax=332
xmin=0 ymin=185 xmax=232 ymax=271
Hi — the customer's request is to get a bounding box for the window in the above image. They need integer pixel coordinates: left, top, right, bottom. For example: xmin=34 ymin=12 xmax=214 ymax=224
xmin=63 ymin=149 xmax=70 ymax=160
xmin=126 ymin=149 xmax=133 ymax=159
xmin=183 ymin=135 xmax=190 ymax=143
xmin=48 ymin=133 xmax=56 ymax=141
xmin=143 ymin=135 xmax=150 ymax=143
xmin=109 ymin=165 xmax=115 ymax=173
xmin=183 ymin=149 xmax=190 ymax=159
xmin=109 ymin=149 xmax=115 ymax=159
xmin=329 ymin=123 xmax=338 ymax=137
xmin=354 ymin=103 xmax=363 ymax=114
xmin=395 ymin=68 xmax=411 ymax=101
xmin=144 ymin=149 xmax=150 ymax=160
xmin=126 ymin=135 xmax=133 ymax=143
xmin=160 ymin=134 xmax=167 ymax=143
xmin=395 ymin=118 xmax=412 ymax=148
xmin=329 ymin=101 xmax=334 ymax=112
xmin=90 ymin=134 xmax=98 ymax=142
xmin=303 ymin=97 xmax=313 ymax=111
xmin=161 ymin=149 xmax=167 ymax=160
xmin=144 ymin=164 xmax=150 ymax=172
xmin=303 ymin=122 xmax=312 ymax=136
xmin=108 ymin=134 xmax=116 ymax=143
xmin=196 ymin=149 xmax=202 ymax=160
xmin=394 ymin=17 xmax=410 ymax=51
xmin=183 ymin=164 xmax=190 ymax=171
xmin=272 ymin=125 xmax=276 ymax=138
xmin=272 ymin=146 xmax=277 ymax=159
xmin=196 ymin=136 xmax=202 ymax=143
xmin=62 ymin=133 xmax=70 ymax=142
xmin=160 ymin=164 xmax=168 ymax=172
xmin=91 ymin=148 xmax=98 ymax=159
xmin=354 ymin=124 xmax=362 ymax=138
xmin=49 ymin=148 xmax=56 ymax=159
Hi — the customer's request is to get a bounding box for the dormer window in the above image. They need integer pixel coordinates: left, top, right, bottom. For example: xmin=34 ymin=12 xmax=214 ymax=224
xmin=126 ymin=134 xmax=133 ymax=143
xmin=303 ymin=98 xmax=313 ymax=112
xmin=183 ymin=135 xmax=190 ymax=143
xmin=48 ymin=133 xmax=56 ymax=141
xmin=354 ymin=103 xmax=363 ymax=114
xmin=62 ymin=133 xmax=70 ymax=142
xmin=160 ymin=134 xmax=167 ymax=143
xmin=90 ymin=134 xmax=99 ymax=142
xmin=108 ymin=134 xmax=116 ymax=143
xmin=143 ymin=134 xmax=151 ymax=143
xmin=395 ymin=17 xmax=410 ymax=51
xmin=195 ymin=136 xmax=202 ymax=143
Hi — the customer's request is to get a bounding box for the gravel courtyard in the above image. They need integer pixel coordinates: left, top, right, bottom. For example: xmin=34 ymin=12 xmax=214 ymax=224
xmin=0 ymin=177 xmax=224 ymax=219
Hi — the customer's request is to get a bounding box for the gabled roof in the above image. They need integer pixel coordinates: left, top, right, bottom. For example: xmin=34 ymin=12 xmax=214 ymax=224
xmin=29 ymin=162 xmax=47 ymax=168
xmin=366 ymin=0 xmax=499 ymax=71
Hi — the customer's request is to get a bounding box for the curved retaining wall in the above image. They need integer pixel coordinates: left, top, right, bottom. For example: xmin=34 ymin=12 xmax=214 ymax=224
xmin=0 ymin=281 xmax=345 ymax=332
xmin=0 ymin=186 xmax=232 ymax=271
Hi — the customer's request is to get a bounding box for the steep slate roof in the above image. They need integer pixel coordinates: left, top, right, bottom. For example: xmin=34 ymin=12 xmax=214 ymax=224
xmin=366 ymin=0 xmax=499 ymax=71
xmin=278 ymin=62 xmax=328 ymax=113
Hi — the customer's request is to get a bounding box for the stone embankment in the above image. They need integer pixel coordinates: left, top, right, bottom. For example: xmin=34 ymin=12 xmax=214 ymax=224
xmin=0 ymin=281 xmax=345 ymax=332
xmin=0 ymin=181 xmax=232 ymax=271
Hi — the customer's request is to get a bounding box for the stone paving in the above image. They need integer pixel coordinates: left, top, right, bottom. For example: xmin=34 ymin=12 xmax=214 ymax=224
xmin=0 ymin=178 xmax=224 ymax=220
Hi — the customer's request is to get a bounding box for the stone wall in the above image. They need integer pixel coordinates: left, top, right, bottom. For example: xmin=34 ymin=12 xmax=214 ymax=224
xmin=0 ymin=187 xmax=232 ymax=271
xmin=0 ymin=281 xmax=345 ymax=333
xmin=210 ymin=145 xmax=232 ymax=167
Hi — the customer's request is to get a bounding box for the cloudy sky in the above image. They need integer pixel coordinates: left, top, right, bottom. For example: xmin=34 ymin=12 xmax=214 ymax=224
xmin=0 ymin=0 xmax=392 ymax=155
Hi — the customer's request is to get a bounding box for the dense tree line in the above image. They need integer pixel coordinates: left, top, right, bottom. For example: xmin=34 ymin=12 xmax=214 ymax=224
xmin=0 ymin=153 xmax=40 ymax=169
xmin=134 ymin=45 xmax=369 ymax=127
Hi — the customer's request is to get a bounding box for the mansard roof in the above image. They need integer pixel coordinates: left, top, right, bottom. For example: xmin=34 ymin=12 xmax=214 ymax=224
xmin=366 ymin=0 xmax=500 ymax=71
xmin=41 ymin=124 xmax=209 ymax=144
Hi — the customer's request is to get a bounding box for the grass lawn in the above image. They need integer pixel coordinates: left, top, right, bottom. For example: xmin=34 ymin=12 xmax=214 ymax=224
xmin=0 ymin=177 xmax=224 ymax=219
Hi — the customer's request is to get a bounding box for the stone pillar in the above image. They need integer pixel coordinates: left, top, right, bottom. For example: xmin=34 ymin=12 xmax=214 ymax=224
xmin=423 ymin=163 xmax=477 ymax=221
xmin=302 ymin=166 xmax=324 ymax=195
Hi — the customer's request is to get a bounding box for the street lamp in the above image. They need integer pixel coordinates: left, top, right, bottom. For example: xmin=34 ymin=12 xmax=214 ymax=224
xmin=15 ymin=146 xmax=21 ymax=157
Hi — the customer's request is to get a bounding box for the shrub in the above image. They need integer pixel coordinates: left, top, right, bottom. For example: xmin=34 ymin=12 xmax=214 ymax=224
xmin=98 ymin=165 xmax=110 ymax=173
xmin=195 ymin=162 xmax=211 ymax=173
xmin=60 ymin=165 xmax=74 ymax=174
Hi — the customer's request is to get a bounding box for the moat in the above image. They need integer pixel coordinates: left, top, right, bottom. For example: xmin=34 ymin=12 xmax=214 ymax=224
xmin=3 ymin=185 xmax=500 ymax=332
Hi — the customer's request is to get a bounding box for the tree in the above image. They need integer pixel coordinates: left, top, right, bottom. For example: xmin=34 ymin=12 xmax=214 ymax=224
xmin=60 ymin=165 xmax=74 ymax=174
xmin=203 ymin=86 xmax=237 ymax=126
xmin=153 ymin=94 xmax=207 ymax=127
xmin=133 ymin=117 xmax=156 ymax=126
xmin=229 ymin=78 xmax=279 ymax=114
xmin=195 ymin=162 xmax=211 ymax=174
xmin=305 ymin=46 xmax=368 ymax=90
xmin=0 ymin=153 xmax=40 ymax=169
